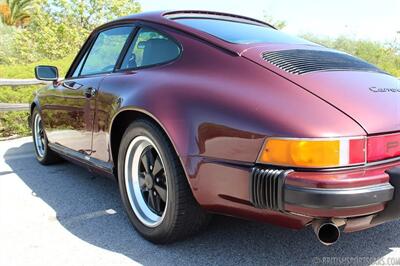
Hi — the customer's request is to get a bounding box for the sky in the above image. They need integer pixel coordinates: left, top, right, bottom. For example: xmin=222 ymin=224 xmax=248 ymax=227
xmin=137 ymin=0 xmax=400 ymax=42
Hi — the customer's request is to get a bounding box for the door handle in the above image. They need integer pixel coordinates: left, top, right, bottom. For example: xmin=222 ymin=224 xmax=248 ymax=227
xmin=63 ymin=81 xmax=82 ymax=90
xmin=84 ymin=87 xmax=97 ymax=98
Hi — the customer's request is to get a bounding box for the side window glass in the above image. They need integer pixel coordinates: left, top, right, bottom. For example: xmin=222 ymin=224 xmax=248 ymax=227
xmin=80 ymin=27 xmax=133 ymax=76
xmin=72 ymin=51 xmax=87 ymax=78
xmin=120 ymin=27 xmax=180 ymax=70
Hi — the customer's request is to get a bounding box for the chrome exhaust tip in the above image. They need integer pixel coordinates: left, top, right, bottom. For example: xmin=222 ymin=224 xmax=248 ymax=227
xmin=312 ymin=220 xmax=341 ymax=246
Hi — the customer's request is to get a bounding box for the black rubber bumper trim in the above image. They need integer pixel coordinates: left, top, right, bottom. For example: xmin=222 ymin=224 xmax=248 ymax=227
xmin=249 ymin=168 xmax=292 ymax=211
xmin=284 ymin=183 xmax=394 ymax=209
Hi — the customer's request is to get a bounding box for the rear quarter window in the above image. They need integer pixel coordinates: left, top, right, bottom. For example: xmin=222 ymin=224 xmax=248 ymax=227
xmin=120 ymin=27 xmax=181 ymax=70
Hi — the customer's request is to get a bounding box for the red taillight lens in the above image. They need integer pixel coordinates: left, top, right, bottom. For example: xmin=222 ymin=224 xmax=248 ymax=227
xmin=367 ymin=133 xmax=400 ymax=162
xmin=349 ymin=138 xmax=366 ymax=164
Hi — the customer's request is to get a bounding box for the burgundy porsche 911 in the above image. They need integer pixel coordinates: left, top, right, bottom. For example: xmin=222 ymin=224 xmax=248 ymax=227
xmin=31 ymin=10 xmax=400 ymax=245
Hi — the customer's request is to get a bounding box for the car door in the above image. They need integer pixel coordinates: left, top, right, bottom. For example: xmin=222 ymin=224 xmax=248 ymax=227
xmin=43 ymin=26 xmax=134 ymax=155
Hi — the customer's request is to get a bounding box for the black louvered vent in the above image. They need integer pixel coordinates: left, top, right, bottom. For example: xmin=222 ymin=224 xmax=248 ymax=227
xmin=250 ymin=168 xmax=287 ymax=210
xmin=262 ymin=49 xmax=386 ymax=75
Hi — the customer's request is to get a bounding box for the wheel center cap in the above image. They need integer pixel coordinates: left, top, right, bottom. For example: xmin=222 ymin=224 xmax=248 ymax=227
xmin=144 ymin=173 xmax=154 ymax=189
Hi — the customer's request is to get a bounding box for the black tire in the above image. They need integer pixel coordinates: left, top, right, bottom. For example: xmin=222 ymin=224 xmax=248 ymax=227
xmin=118 ymin=119 xmax=210 ymax=244
xmin=31 ymin=107 xmax=62 ymax=165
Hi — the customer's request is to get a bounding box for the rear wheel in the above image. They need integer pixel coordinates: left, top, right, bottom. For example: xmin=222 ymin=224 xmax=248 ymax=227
xmin=31 ymin=108 xmax=62 ymax=165
xmin=118 ymin=120 xmax=210 ymax=243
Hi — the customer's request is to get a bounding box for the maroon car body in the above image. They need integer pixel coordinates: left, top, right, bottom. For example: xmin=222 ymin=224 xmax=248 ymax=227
xmin=31 ymin=10 xmax=400 ymax=245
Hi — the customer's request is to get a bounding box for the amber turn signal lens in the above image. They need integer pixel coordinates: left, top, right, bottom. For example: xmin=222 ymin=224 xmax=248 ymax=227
xmin=258 ymin=138 xmax=365 ymax=168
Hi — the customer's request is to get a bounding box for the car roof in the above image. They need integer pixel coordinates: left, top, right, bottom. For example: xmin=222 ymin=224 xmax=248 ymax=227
xmin=108 ymin=10 xmax=277 ymax=55
xmin=118 ymin=10 xmax=275 ymax=28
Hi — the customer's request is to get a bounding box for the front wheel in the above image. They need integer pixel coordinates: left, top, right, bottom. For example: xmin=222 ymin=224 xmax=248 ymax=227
xmin=118 ymin=120 xmax=210 ymax=243
xmin=31 ymin=108 xmax=62 ymax=165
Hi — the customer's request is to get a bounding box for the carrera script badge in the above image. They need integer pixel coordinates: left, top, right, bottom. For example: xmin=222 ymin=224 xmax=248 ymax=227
xmin=369 ymin=86 xmax=400 ymax=93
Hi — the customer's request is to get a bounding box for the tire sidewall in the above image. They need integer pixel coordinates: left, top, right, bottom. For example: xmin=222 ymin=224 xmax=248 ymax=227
xmin=31 ymin=108 xmax=49 ymax=163
xmin=118 ymin=121 xmax=179 ymax=240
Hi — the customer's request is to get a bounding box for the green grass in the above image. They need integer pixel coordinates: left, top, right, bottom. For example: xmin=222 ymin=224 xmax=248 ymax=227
xmin=0 ymin=54 xmax=75 ymax=79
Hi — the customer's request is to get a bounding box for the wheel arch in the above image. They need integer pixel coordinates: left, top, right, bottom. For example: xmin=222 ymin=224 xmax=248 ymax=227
xmin=30 ymin=102 xmax=36 ymax=114
xmin=29 ymin=100 xmax=41 ymax=128
xmin=109 ymin=108 xmax=189 ymax=181
xmin=30 ymin=97 xmax=42 ymax=114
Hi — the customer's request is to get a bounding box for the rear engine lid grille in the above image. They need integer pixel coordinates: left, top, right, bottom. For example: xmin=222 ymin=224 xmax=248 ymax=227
xmin=262 ymin=49 xmax=386 ymax=75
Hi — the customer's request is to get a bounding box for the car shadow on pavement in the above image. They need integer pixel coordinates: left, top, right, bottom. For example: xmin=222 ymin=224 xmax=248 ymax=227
xmin=5 ymin=142 xmax=400 ymax=265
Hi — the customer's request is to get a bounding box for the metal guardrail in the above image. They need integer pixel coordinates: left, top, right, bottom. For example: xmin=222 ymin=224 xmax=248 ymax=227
xmin=0 ymin=79 xmax=46 ymax=112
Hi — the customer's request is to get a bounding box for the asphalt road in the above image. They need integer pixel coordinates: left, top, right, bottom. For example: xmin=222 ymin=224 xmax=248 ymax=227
xmin=2 ymin=137 xmax=400 ymax=266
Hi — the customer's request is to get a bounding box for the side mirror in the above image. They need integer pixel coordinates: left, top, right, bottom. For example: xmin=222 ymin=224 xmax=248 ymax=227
xmin=35 ymin=65 xmax=59 ymax=81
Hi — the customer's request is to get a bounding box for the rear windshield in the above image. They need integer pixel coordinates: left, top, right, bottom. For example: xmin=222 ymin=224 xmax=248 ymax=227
xmin=174 ymin=18 xmax=313 ymax=45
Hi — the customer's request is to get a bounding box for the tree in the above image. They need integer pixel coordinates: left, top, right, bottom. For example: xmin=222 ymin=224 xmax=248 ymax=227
xmin=46 ymin=0 xmax=141 ymax=31
xmin=14 ymin=0 xmax=141 ymax=61
xmin=0 ymin=0 xmax=32 ymax=27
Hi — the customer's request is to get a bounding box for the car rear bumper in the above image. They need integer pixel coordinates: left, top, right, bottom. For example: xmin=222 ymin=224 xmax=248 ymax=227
xmin=250 ymin=167 xmax=400 ymax=216
xmin=249 ymin=164 xmax=400 ymax=232
xmin=250 ymin=167 xmax=395 ymax=212
xmin=186 ymin=155 xmax=400 ymax=231
xmin=285 ymin=183 xmax=393 ymax=209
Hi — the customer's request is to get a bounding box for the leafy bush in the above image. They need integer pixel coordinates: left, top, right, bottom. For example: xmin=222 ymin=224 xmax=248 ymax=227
xmin=0 ymin=85 xmax=37 ymax=103
xmin=0 ymin=54 xmax=75 ymax=78
xmin=0 ymin=85 xmax=39 ymax=137
xmin=0 ymin=111 xmax=30 ymax=137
